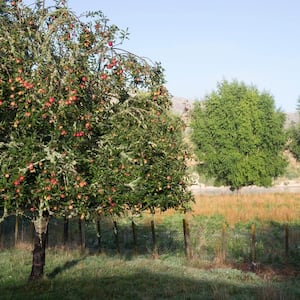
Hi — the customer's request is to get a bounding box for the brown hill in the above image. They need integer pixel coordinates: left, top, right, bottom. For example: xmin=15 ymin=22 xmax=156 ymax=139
xmin=171 ymin=97 xmax=192 ymax=115
xmin=171 ymin=97 xmax=298 ymax=128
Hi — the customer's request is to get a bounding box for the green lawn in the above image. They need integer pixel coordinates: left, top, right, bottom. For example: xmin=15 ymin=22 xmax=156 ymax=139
xmin=0 ymin=248 xmax=299 ymax=300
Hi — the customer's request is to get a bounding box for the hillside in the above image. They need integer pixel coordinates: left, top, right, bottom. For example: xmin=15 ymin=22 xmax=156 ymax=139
xmin=171 ymin=97 xmax=193 ymax=115
xmin=172 ymin=97 xmax=299 ymax=125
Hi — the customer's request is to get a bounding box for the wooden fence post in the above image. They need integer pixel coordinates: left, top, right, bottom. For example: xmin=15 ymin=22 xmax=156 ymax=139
xmin=21 ymin=218 xmax=24 ymax=243
xmin=113 ymin=220 xmax=121 ymax=255
xmin=96 ymin=217 xmax=102 ymax=254
xmin=251 ymin=223 xmax=256 ymax=263
xmin=285 ymin=223 xmax=289 ymax=267
xmin=183 ymin=218 xmax=192 ymax=259
xmin=131 ymin=220 xmax=138 ymax=255
xmin=14 ymin=215 xmax=19 ymax=247
xmin=151 ymin=216 xmax=158 ymax=258
xmin=45 ymin=221 xmax=49 ymax=249
xmin=0 ymin=222 xmax=3 ymax=249
xmin=221 ymin=222 xmax=227 ymax=264
xmin=78 ymin=218 xmax=85 ymax=252
xmin=31 ymin=221 xmax=35 ymax=247
xmin=63 ymin=217 xmax=69 ymax=247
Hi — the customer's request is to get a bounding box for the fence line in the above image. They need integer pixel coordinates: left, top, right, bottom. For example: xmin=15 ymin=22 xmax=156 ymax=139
xmin=0 ymin=215 xmax=299 ymax=270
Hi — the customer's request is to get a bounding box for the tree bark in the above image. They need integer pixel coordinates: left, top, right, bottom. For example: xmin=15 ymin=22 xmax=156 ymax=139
xmin=28 ymin=214 xmax=49 ymax=281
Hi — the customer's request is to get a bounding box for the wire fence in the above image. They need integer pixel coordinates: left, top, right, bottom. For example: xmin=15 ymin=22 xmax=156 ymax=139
xmin=0 ymin=215 xmax=299 ymax=271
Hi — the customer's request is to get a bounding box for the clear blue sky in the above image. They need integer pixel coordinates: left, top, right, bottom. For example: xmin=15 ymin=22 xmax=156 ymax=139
xmin=27 ymin=0 xmax=300 ymax=112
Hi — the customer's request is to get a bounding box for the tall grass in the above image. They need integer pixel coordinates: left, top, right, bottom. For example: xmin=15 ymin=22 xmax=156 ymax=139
xmin=190 ymin=193 xmax=300 ymax=226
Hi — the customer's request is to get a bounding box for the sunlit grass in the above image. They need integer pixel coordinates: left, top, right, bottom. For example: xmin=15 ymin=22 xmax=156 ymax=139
xmin=151 ymin=193 xmax=300 ymax=226
xmin=188 ymin=193 xmax=300 ymax=226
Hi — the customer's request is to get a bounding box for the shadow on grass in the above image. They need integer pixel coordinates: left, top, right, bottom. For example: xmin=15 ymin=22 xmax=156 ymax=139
xmin=47 ymin=257 xmax=87 ymax=279
xmin=4 ymin=268 xmax=299 ymax=300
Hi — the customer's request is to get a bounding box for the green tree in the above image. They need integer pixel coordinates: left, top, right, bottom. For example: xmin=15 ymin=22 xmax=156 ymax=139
xmin=190 ymin=79 xmax=287 ymax=191
xmin=286 ymin=96 xmax=300 ymax=160
xmin=0 ymin=0 xmax=192 ymax=280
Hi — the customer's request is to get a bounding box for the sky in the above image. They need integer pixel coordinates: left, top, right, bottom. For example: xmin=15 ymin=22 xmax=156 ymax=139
xmin=25 ymin=0 xmax=300 ymax=112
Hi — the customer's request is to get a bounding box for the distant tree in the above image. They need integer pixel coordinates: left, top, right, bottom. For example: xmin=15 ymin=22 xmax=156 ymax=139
xmin=287 ymin=96 xmax=300 ymax=160
xmin=190 ymin=80 xmax=287 ymax=191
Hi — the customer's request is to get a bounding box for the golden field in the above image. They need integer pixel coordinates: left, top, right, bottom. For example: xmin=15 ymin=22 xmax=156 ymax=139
xmin=155 ymin=192 xmax=300 ymax=226
xmin=190 ymin=193 xmax=300 ymax=225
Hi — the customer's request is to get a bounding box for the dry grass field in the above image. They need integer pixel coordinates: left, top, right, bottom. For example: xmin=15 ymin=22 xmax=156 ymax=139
xmin=191 ymin=193 xmax=300 ymax=225
xmin=156 ymin=193 xmax=300 ymax=226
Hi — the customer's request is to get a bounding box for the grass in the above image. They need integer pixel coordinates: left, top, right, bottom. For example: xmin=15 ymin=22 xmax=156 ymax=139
xmin=1 ymin=192 xmax=299 ymax=299
xmin=0 ymin=248 xmax=299 ymax=300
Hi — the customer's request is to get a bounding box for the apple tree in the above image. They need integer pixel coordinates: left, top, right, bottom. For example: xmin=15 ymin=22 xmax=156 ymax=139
xmin=90 ymin=92 xmax=192 ymax=217
xmin=190 ymin=79 xmax=287 ymax=191
xmin=0 ymin=0 xmax=192 ymax=280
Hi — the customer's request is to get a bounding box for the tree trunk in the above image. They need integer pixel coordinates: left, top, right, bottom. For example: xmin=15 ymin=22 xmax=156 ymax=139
xmin=28 ymin=214 xmax=49 ymax=281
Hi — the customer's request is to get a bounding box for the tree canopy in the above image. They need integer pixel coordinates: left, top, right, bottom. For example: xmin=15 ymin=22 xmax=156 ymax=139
xmin=0 ymin=0 xmax=192 ymax=280
xmin=190 ymin=80 xmax=287 ymax=191
xmin=286 ymin=96 xmax=300 ymax=160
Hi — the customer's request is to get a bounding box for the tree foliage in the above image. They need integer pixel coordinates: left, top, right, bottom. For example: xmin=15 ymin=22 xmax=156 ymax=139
xmin=286 ymin=96 xmax=300 ymax=160
xmin=0 ymin=1 xmax=192 ymax=279
xmin=0 ymin=0 xmax=191 ymax=220
xmin=91 ymin=93 xmax=191 ymax=216
xmin=190 ymin=80 xmax=287 ymax=190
